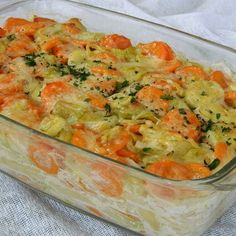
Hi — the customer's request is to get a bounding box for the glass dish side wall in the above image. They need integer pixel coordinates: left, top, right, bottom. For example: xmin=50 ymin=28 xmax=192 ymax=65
xmin=0 ymin=0 xmax=235 ymax=235
xmin=0 ymin=115 xmax=235 ymax=236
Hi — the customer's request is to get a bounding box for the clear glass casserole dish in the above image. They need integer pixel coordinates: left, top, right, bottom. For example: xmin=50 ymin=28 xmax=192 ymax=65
xmin=0 ymin=0 xmax=235 ymax=235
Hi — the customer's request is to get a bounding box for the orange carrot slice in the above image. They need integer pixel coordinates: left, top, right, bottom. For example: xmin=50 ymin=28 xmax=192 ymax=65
xmin=116 ymin=148 xmax=140 ymax=163
xmin=94 ymin=52 xmax=118 ymax=63
xmin=33 ymin=16 xmax=56 ymax=24
xmin=4 ymin=17 xmax=30 ymax=32
xmin=71 ymin=128 xmax=89 ymax=149
xmin=139 ymin=41 xmax=174 ymax=60
xmin=87 ymin=92 xmax=109 ymax=109
xmin=224 ymin=91 xmax=236 ymax=102
xmin=90 ymin=66 xmax=121 ymax=77
xmin=105 ymin=130 xmax=131 ymax=153
xmin=41 ymin=81 xmax=73 ymax=100
xmin=214 ymin=142 xmax=228 ymax=160
xmin=63 ymin=23 xmax=81 ymax=35
xmin=88 ymin=79 xmax=117 ymax=95
xmin=6 ymin=37 xmax=36 ymax=58
xmin=161 ymin=108 xmax=201 ymax=141
xmin=129 ymin=124 xmax=141 ymax=134
xmin=136 ymin=86 xmax=169 ymax=112
xmin=29 ymin=143 xmax=62 ymax=175
xmin=162 ymin=59 xmax=182 ymax=72
xmin=208 ymin=71 xmax=229 ymax=89
xmin=0 ymin=27 xmax=6 ymax=37
xmin=185 ymin=163 xmax=211 ymax=179
xmin=99 ymin=34 xmax=132 ymax=49
xmin=91 ymin=162 xmax=124 ymax=197
xmin=146 ymin=160 xmax=193 ymax=180
xmin=40 ymin=81 xmax=74 ymax=109
xmin=41 ymin=36 xmax=62 ymax=52
xmin=176 ymin=65 xmax=206 ymax=78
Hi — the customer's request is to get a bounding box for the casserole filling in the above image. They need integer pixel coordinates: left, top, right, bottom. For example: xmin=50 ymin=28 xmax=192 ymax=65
xmin=0 ymin=16 xmax=235 ymax=180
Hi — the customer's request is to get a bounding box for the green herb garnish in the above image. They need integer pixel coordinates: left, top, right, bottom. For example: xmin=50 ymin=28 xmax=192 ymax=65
xmin=179 ymin=108 xmax=186 ymax=115
xmin=84 ymin=98 xmax=91 ymax=102
xmin=93 ymin=60 xmax=102 ymax=63
xmin=142 ymin=147 xmax=152 ymax=152
xmin=216 ymin=113 xmax=221 ymax=120
xmin=202 ymin=120 xmax=213 ymax=132
xmin=222 ymin=127 xmax=232 ymax=133
xmin=115 ymin=80 xmax=129 ymax=92
xmin=58 ymin=65 xmax=91 ymax=81
xmin=23 ymin=53 xmax=38 ymax=67
xmin=135 ymin=84 xmax=143 ymax=91
xmin=160 ymin=95 xmax=174 ymax=100
xmin=104 ymin=103 xmax=111 ymax=114
xmin=73 ymin=81 xmax=79 ymax=87
xmin=207 ymin=159 xmax=220 ymax=171
xmin=7 ymin=34 xmax=16 ymax=41
xmin=130 ymin=96 xmax=136 ymax=103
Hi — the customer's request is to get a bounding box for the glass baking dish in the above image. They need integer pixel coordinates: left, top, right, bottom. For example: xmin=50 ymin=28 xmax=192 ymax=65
xmin=0 ymin=0 xmax=235 ymax=235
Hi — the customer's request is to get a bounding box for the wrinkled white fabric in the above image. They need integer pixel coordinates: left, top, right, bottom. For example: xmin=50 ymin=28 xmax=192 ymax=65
xmin=0 ymin=0 xmax=235 ymax=236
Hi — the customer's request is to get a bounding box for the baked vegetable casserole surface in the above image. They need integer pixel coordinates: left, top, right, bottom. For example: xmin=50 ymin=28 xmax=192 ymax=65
xmin=0 ymin=16 xmax=235 ymax=181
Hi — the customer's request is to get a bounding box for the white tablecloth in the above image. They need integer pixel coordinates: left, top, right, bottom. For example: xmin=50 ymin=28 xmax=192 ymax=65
xmin=0 ymin=0 xmax=236 ymax=235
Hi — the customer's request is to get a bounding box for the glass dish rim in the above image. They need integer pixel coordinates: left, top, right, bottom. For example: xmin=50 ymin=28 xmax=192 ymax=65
xmin=0 ymin=0 xmax=235 ymax=186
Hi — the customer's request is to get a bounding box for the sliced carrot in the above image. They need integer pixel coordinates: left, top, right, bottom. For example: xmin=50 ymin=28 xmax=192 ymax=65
xmin=104 ymin=130 xmax=131 ymax=153
xmin=63 ymin=23 xmax=81 ymax=35
xmin=41 ymin=36 xmax=62 ymax=52
xmin=41 ymin=81 xmax=73 ymax=100
xmin=33 ymin=16 xmax=56 ymax=24
xmin=71 ymin=128 xmax=89 ymax=149
xmin=88 ymin=79 xmax=117 ymax=95
xmin=146 ymin=182 xmax=176 ymax=198
xmin=176 ymin=65 xmax=206 ymax=79
xmin=153 ymin=79 xmax=181 ymax=92
xmin=29 ymin=143 xmax=61 ymax=175
xmin=41 ymin=81 xmax=74 ymax=109
xmin=91 ymin=162 xmax=124 ymax=197
xmin=87 ymin=92 xmax=108 ymax=109
xmin=4 ymin=17 xmax=30 ymax=32
xmin=70 ymin=39 xmax=92 ymax=47
xmin=99 ymin=34 xmax=132 ymax=49
xmin=27 ymin=101 xmax=44 ymax=118
xmin=136 ymin=86 xmax=169 ymax=112
xmin=94 ymin=52 xmax=118 ymax=63
xmin=6 ymin=37 xmax=36 ymax=58
xmin=0 ymin=27 xmax=6 ymax=37
xmin=129 ymin=124 xmax=141 ymax=134
xmin=224 ymin=91 xmax=236 ymax=102
xmin=0 ymin=93 xmax=25 ymax=111
xmin=14 ymin=22 xmax=45 ymax=37
xmin=90 ymin=66 xmax=121 ymax=77
xmin=162 ymin=59 xmax=182 ymax=72
xmin=0 ymin=73 xmax=23 ymax=94
xmin=146 ymin=160 xmax=193 ymax=180
xmin=52 ymin=44 xmax=69 ymax=64
xmin=186 ymin=110 xmax=201 ymax=126
xmin=116 ymin=148 xmax=140 ymax=163
xmin=185 ymin=163 xmax=211 ymax=179
xmin=0 ymin=53 xmax=10 ymax=66
xmin=161 ymin=108 xmax=201 ymax=141
xmin=214 ymin=142 xmax=228 ymax=160
xmin=139 ymin=41 xmax=174 ymax=60
xmin=66 ymin=18 xmax=86 ymax=31
xmin=208 ymin=71 xmax=229 ymax=89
